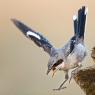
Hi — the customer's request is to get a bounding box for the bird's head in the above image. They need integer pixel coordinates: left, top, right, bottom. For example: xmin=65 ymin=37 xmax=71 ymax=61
xmin=47 ymin=53 xmax=64 ymax=77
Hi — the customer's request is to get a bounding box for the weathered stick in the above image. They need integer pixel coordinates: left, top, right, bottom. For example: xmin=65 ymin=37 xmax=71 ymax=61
xmin=73 ymin=65 xmax=95 ymax=95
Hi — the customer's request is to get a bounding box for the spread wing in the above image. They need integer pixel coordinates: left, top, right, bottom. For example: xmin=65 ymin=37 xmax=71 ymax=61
xmin=11 ymin=19 xmax=55 ymax=56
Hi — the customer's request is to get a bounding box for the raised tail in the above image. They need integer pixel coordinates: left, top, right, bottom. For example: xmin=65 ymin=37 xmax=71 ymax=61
xmin=77 ymin=6 xmax=88 ymax=39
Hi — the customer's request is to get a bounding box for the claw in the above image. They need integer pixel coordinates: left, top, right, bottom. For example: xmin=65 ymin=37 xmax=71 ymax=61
xmin=53 ymin=86 xmax=67 ymax=91
xmin=53 ymin=78 xmax=68 ymax=91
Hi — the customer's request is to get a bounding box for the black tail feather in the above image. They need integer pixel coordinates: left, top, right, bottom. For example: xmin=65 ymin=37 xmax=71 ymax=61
xmin=73 ymin=15 xmax=78 ymax=36
xmin=77 ymin=6 xmax=87 ymax=39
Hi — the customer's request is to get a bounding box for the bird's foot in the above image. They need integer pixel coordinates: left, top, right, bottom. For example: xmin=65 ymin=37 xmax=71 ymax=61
xmin=53 ymin=71 xmax=68 ymax=91
xmin=53 ymin=86 xmax=67 ymax=91
xmin=53 ymin=79 xmax=68 ymax=91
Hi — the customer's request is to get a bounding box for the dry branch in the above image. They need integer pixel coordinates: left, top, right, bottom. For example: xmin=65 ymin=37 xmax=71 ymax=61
xmin=73 ymin=65 xmax=95 ymax=95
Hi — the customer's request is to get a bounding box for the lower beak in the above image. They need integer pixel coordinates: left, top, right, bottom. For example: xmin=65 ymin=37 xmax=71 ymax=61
xmin=46 ymin=69 xmax=57 ymax=77
xmin=52 ymin=70 xmax=57 ymax=78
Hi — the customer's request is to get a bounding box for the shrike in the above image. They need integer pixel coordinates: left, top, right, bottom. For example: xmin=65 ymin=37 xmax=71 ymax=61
xmin=11 ymin=6 xmax=88 ymax=90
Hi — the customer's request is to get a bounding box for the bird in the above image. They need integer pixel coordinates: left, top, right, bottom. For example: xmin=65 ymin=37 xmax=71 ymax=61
xmin=11 ymin=6 xmax=88 ymax=91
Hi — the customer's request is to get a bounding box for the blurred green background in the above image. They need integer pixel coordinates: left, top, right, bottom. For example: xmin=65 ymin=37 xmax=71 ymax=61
xmin=0 ymin=0 xmax=95 ymax=95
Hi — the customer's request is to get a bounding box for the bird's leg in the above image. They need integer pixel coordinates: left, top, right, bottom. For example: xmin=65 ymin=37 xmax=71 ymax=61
xmin=53 ymin=71 xmax=68 ymax=91
xmin=69 ymin=64 xmax=82 ymax=83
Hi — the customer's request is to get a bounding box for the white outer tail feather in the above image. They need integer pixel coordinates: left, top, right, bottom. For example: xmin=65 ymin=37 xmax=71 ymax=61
xmin=85 ymin=7 xmax=88 ymax=34
xmin=85 ymin=7 xmax=88 ymax=15
xmin=73 ymin=15 xmax=77 ymax=21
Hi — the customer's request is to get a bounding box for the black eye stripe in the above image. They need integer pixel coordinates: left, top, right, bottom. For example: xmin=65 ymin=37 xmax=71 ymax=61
xmin=53 ymin=59 xmax=63 ymax=67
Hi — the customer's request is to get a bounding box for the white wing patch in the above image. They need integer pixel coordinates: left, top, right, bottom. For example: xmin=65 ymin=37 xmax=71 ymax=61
xmin=73 ymin=15 xmax=77 ymax=21
xmin=26 ymin=31 xmax=41 ymax=40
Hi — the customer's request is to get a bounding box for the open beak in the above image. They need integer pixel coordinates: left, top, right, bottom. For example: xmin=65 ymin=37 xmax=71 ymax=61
xmin=52 ymin=69 xmax=57 ymax=78
xmin=46 ymin=69 xmax=51 ymax=75
xmin=46 ymin=68 xmax=57 ymax=78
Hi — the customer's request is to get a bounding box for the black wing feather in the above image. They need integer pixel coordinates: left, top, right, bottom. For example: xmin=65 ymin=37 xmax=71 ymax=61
xmin=11 ymin=19 xmax=54 ymax=56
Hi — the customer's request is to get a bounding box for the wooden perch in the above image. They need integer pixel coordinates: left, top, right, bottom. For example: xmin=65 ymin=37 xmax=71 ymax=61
xmin=73 ymin=47 xmax=95 ymax=95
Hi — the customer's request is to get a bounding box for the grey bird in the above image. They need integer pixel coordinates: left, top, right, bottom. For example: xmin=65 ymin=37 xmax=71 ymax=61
xmin=11 ymin=6 xmax=88 ymax=90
